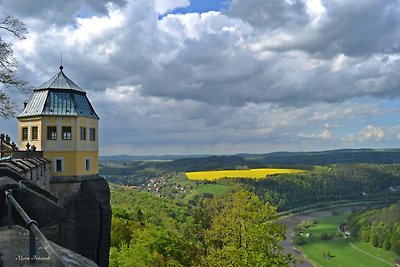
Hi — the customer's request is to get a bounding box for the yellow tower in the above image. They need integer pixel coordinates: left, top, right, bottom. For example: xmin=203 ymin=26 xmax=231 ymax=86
xmin=17 ymin=66 xmax=99 ymax=177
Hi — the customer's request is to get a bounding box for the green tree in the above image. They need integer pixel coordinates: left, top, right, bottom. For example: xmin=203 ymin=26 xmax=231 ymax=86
xmin=0 ymin=9 xmax=28 ymax=118
xmin=203 ymin=189 xmax=294 ymax=267
xmin=383 ymin=237 xmax=391 ymax=250
xmin=110 ymin=216 xmax=142 ymax=247
xmin=370 ymin=233 xmax=379 ymax=247
xmin=392 ymin=240 xmax=400 ymax=255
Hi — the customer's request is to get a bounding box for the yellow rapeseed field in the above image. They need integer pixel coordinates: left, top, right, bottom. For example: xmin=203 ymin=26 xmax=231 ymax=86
xmin=185 ymin=168 xmax=304 ymax=181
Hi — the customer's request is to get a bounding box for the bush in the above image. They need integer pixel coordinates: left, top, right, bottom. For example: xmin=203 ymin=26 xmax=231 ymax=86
xmin=292 ymin=232 xmax=306 ymax=245
xmin=321 ymin=231 xmax=334 ymax=240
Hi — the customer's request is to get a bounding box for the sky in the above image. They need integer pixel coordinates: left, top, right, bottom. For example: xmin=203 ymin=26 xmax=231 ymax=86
xmin=1 ymin=0 xmax=400 ymax=156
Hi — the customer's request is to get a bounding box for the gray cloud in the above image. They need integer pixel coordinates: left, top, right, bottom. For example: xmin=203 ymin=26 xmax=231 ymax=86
xmin=7 ymin=0 xmax=400 ymax=107
xmin=2 ymin=0 xmax=126 ymax=27
xmin=227 ymin=0 xmax=308 ymax=29
xmin=299 ymin=0 xmax=400 ymax=57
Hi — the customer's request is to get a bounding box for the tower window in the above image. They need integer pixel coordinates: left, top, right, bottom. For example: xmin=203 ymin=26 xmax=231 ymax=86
xmin=62 ymin=127 xmax=72 ymax=140
xmin=85 ymin=158 xmax=91 ymax=171
xmin=22 ymin=127 xmax=28 ymax=140
xmin=80 ymin=127 xmax=86 ymax=140
xmin=32 ymin=127 xmax=38 ymax=140
xmin=47 ymin=127 xmax=57 ymax=140
xmin=55 ymin=159 xmax=63 ymax=172
xmin=89 ymin=128 xmax=96 ymax=141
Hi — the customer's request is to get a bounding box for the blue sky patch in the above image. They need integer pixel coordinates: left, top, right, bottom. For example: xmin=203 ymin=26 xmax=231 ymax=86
xmin=171 ymin=0 xmax=229 ymax=14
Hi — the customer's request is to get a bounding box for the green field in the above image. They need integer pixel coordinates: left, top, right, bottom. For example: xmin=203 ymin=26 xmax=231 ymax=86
xmin=183 ymin=184 xmax=232 ymax=202
xmin=185 ymin=168 xmax=304 ymax=181
xmin=193 ymin=184 xmax=231 ymax=195
xmin=298 ymin=212 xmax=398 ymax=267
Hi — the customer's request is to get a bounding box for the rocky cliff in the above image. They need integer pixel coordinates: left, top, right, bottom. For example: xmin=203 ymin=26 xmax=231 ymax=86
xmin=51 ymin=177 xmax=111 ymax=267
xmin=0 ymin=166 xmax=111 ymax=267
xmin=0 ymin=226 xmax=98 ymax=267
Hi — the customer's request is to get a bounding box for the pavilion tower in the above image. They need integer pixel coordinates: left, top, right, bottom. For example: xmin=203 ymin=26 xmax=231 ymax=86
xmin=17 ymin=66 xmax=99 ymax=177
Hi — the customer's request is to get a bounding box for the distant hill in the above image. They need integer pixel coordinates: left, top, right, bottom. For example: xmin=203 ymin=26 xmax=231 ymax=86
xmin=99 ymin=154 xmax=211 ymax=162
xmin=252 ymin=149 xmax=400 ymax=165
xmin=101 ymin=149 xmax=400 ymax=166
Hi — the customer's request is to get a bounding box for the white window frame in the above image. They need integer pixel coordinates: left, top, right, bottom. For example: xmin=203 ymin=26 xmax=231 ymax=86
xmin=47 ymin=126 xmax=57 ymax=140
xmin=31 ymin=126 xmax=39 ymax=140
xmin=62 ymin=126 xmax=72 ymax=140
xmin=54 ymin=158 xmax=64 ymax=173
xmin=85 ymin=157 xmax=91 ymax=171
xmin=80 ymin=127 xmax=86 ymax=140
xmin=22 ymin=127 xmax=28 ymax=141
xmin=89 ymin=128 xmax=96 ymax=141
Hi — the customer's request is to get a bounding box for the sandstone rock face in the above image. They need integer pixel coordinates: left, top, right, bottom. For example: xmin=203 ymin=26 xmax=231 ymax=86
xmin=0 ymin=171 xmax=64 ymax=229
xmin=0 ymin=226 xmax=98 ymax=267
xmin=51 ymin=177 xmax=111 ymax=267
xmin=0 ymin=165 xmax=111 ymax=267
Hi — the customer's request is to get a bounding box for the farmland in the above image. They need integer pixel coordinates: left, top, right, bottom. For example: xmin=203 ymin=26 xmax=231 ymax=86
xmin=185 ymin=168 xmax=305 ymax=180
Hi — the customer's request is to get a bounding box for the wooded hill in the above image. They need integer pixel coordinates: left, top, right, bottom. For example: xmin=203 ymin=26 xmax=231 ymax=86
xmin=101 ymin=148 xmax=400 ymax=167
xmin=244 ymin=164 xmax=400 ymax=210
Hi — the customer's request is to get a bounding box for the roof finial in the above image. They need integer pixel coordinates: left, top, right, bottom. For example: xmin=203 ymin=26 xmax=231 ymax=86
xmin=60 ymin=52 xmax=63 ymax=71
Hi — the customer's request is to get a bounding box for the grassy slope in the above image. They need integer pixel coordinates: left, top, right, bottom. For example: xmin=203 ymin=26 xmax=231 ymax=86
xmin=183 ymin=184 xmax=232 ymax=203
xmin=299 ymin=212 xmax=398 ymax=267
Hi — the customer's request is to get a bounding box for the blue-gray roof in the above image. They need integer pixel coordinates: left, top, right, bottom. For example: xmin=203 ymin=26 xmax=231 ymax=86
xmin=18 ymin=67 xmax=99 ymax=119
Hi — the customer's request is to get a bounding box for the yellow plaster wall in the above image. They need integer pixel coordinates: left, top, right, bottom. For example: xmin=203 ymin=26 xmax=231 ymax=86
xmin=44 ymin=151 xmax=99 ymax=176
xmin=76 ymin=151 xmax=99 ymax=175
xmin=18 ymin=115 xmax=99 ymax=177
xmin=18 ymin=118 xmax=43 ymax=150
xmin=77 ymin=118 xmax=98 ymax=151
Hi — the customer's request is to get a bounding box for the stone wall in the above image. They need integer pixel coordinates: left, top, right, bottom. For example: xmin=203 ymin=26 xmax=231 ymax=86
xmin=0 ymin=156 xmax=51 ymax=191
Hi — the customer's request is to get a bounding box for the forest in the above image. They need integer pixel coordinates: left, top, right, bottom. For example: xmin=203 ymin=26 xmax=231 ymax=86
xmin=109 ymin=185 xmax=294 ymax=266
xmin=102 ymin=150 xmax=400 ymax=266
xmin=246 ymin=164 xmax=400 ymax=210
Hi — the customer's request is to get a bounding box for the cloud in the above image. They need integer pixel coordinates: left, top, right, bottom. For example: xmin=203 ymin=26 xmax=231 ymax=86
xmin=359 ymin=125 xmax=385 ymax=140
xmin=2 ymin=0 xmax=400 ymax=154
xmin=91 ymin=85 xmax=380 ymax=154
xmin=298 ymin=128 xmax=332 ymax=141
xmin=154 ymin=0 xmax=190 ymax=14
xmin=227 ymin=0 xmax=308 ymax=28
xmin=2 ymin=0 xmax=127 ymax=27
xmin=318 ymin=129 xmax=332 ymax=140
xmin=6 ymin=0 xmax=400 ymax=108
xmin=343 ymin=125 xmax=385 ymax=142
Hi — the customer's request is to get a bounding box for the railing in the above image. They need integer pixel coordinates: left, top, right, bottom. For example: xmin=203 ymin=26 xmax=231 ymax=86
xmin=5 ymin=189 xmax=67 ymax=266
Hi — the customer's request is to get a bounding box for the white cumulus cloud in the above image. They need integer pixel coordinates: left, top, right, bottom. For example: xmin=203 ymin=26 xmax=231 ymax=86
xmin=154 ymin=0 xmax=190 ymax=14
xmin=344 ymin=125 xmax=385 ymax=142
